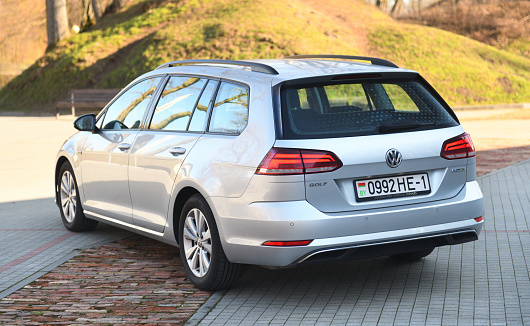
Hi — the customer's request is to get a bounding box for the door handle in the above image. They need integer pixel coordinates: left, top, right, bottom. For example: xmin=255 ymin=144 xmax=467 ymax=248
xmin=117 ymin=143 xmax=131 ymax=151
xmin=169 ymin=147 xmax=186 ymax=155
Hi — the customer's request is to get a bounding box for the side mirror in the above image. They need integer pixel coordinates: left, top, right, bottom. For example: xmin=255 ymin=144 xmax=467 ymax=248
xmin=74 ymin=113 xmax=97 ymax=132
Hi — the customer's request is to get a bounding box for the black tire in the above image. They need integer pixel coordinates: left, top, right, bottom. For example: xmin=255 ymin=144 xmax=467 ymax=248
xmin=391 ymin=248 xmax=435 ymax=261
xmin=178 ymin=194 xmax=244 ymax=290
xmin=57 ymin=161 xmax=98 ymax=232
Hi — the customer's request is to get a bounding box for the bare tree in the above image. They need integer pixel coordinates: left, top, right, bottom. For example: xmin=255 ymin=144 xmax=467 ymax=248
xmin=46 ymin=0 xmax=70 ymax=46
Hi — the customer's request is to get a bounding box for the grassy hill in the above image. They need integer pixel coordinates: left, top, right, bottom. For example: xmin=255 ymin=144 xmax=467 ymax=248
xmin=1 ymin=0 xmax=529 ymax=113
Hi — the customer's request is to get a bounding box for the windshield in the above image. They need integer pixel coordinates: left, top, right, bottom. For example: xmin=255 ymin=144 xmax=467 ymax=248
xmin=280 ymin=78 xmax=458 ymax=139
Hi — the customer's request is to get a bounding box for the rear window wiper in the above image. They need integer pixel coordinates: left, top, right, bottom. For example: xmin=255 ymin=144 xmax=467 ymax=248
xmin=378 ymin=122 xmax=435 ymax=133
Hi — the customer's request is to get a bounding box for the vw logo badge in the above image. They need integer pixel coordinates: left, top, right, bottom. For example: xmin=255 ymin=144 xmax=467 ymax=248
xmin=386 ymin=149 xmax=402 ymax=168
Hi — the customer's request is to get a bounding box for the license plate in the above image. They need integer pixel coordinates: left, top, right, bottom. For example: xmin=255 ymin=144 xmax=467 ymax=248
xmin=355 ymin=173 xmax=431 ymax=202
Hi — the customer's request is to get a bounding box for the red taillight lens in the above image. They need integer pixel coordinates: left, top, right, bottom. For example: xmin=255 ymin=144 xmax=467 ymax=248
xmin=474 ymin=216 xmax=483 ymax=222
xmin=256 ymin=148 xmax=304 ymax=175
xmin=263 ymin=240 xmax=313 ymax=246
xmin=256 ymin=148 xmax=342 ymax=175
xmin=441 ymin=133 xmax=476 ymax=160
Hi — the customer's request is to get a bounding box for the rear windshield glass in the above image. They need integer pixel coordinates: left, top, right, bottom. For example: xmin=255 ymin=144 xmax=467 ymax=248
xmin=281 ymin=79 xmax=458 ymax=139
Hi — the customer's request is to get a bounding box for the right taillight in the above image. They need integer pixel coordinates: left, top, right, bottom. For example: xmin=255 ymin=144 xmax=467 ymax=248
xmin=440 ymin=133 xmax=476 ymax=160
xmin=256 ymin=148 xmax=342 ymax=175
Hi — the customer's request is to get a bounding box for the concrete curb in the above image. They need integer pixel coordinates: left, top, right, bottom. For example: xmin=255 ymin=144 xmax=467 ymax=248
xmin=184 ymin=290 xmax=227 ymax=326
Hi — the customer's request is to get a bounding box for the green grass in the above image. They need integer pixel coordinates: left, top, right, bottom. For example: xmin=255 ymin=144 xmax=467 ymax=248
xmin=0 ymin=0 xmax=529 ymax=112
xmin=370 ymin=23 xmax=530 ymax=105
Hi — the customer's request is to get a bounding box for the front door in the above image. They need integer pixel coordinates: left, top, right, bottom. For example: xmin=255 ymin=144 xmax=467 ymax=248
xmin=80 ymin=76 xmax=163 ymax=223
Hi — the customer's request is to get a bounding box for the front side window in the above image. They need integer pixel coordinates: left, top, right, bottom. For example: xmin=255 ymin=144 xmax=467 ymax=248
xmin=208 ymin=82 xmax=249 ymax=134
xmin=281 ymin=78 xmax=457 ymax=139
xmin=149 ymin=76 xmax=207 ymax=131
xmin=101 ymin=77 xmax=162 ymax=130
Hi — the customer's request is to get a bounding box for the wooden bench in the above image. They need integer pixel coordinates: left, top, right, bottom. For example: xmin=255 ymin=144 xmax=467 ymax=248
xmin=56 ymin=89 xmax=121 ymax=116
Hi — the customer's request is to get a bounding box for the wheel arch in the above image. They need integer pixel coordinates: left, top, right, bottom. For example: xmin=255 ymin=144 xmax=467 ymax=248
xmin=172 ymin=186 xmax=202 ymax=245
xmin=55 ymin=156 xmax=72 ymax=206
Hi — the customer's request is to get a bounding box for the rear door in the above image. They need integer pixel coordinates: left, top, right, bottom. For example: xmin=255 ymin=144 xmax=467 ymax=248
xmin=278 ymin=77 xmax=470 ymax=213
xmin=128 ymin=76 xmax=216 ymax=232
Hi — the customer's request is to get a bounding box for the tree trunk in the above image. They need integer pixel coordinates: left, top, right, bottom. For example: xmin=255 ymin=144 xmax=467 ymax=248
xmin=391 ymin=0 xmax=404 ymax=17
xmin=46 ymin=0 xmax=70 ymax=46
xmin=113 ymin=0 xmax=126 ymax=10
xmin=91 ymin=0 xmax=102 ymax=21
xmin=376 ymin=0 xmax=388 ymax=11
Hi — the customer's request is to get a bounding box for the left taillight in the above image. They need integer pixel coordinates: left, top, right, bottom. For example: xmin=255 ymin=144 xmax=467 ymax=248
xmin=440 ymin=132 xmax=476 ymax=160
xmin=256 ymin=148 xmax=343 ymax=175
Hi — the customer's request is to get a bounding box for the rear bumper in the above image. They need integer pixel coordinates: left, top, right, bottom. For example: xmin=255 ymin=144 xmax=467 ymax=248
xmin=211 ymin=180 xmax=483 ymax=266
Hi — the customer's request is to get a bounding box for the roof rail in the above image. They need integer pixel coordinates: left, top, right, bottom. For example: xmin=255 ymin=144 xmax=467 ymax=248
xmin=283 ymin=55 xmax=399 ymax=68
xmin=155 ymin=59 xmax=279 ymax=75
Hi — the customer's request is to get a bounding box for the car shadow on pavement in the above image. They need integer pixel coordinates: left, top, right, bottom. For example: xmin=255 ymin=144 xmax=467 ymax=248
xmin=218 ymin=246 xmax=470 ymax=316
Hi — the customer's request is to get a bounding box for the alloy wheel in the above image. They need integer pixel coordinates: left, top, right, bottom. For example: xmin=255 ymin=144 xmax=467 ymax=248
xmin=183 ymin=208 xmax=212 ymax=277
xmin=60 ymin=170 xmax=77 ymax=223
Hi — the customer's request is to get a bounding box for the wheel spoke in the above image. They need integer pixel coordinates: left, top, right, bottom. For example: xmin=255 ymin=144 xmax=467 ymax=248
xmin=60 ymin=181 xmax=68 ymax=195
xmin=202 ymin=229 xmax=211 ymax=242
xmin=61 ymin=174 xmax=69 ymax=194
xmin=190 ymin=247 xmax=200 ymax=271
xmin=197 ymin=211 xmax=205 ymax=235
xmin=68 ymin=173 xmax=74 ymax=194
xmin=65 ymin=200 xmax=71 ymax=217
xmin=199 ymin=249 xmax=205 ymax=277
xmin=183 ymin=227 xmax=198 ymax=242
xmin=201 ymin=249 xmax=210 ymax=273
xmin=202 ymin=243 xmax=212 ymax=254
xmin=185 ymin=214 xmax=198 ymax=238
xmin=185 ymin=245 xmax=198 ymax=260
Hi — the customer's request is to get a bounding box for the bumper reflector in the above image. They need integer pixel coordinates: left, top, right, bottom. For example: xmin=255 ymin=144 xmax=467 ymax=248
xmin=263 ymin=240 xmax=313 ymax=247
xmin=474 ymin=216 xmax=483 ymax=222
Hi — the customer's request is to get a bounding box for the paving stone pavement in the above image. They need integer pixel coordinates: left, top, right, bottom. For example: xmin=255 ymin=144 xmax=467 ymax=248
xmin=0 ymin=236 xmax=213 ymax=325
xmin=0 ymin=116 xmax=529 ymax=324
xmin=187 ymin=160 xmax=530 ymax=326
xmin=0 ymin=198 xmax=133 ymax=298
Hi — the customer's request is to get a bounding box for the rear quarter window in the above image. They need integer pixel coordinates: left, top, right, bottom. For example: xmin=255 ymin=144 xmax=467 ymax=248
xmin=208 ymin=82 xmax=249 ymax=134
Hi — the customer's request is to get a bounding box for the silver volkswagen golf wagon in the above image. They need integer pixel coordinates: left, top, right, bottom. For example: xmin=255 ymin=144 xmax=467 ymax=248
xmin=55 ymin=55 xmax=483 ymax=290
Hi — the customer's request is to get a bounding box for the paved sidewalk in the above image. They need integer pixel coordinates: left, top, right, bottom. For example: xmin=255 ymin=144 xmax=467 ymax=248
xmin=0 ymin=198 xmax=132 ymax=298
xmin=188 ymin=160 xmax=530 ymax=326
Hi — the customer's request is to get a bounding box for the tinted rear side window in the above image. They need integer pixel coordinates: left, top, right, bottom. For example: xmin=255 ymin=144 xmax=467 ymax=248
xmin=281 ymin=79 xmax=458 ymax=139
